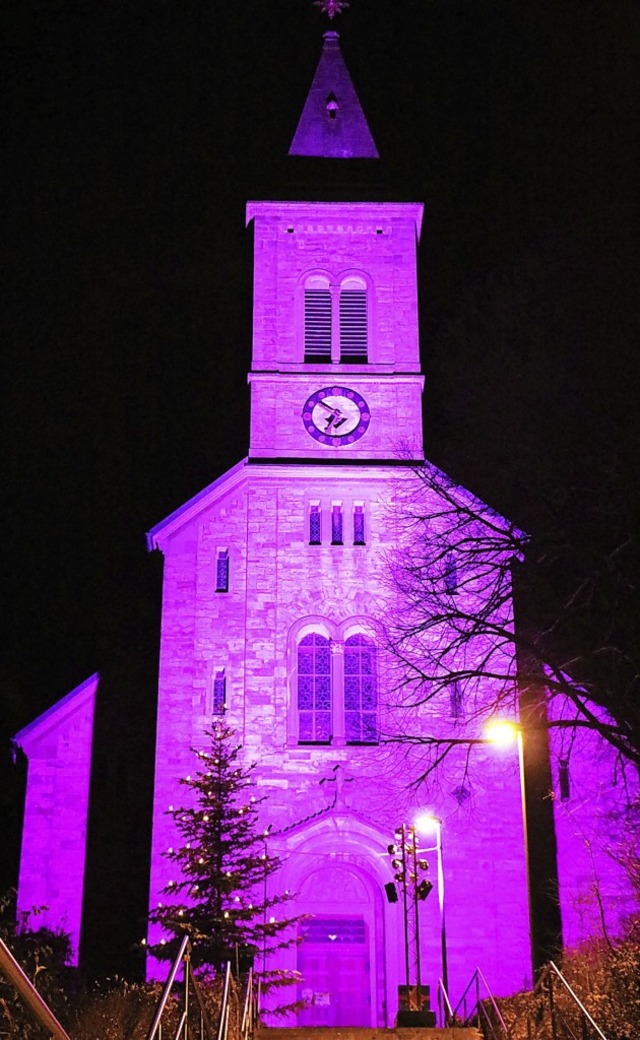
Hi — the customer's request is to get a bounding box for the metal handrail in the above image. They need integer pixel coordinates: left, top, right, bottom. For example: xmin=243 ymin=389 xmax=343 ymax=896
xmin=532 ymin=961 xmax=609 ymax=1040
xmin=147 ymin=934 xmax=191 ymax=1039
xmin=216 ymin=960 xmax=232 ymax=1040
xmin=448 ymin=961 xmax=609 ymax=1040
xmin=240 ymin=966 xmax=257 ymax=1040
xmin=0 ymin=936 xmax=73 ymax=1040
xmin=146 ymin=937 xmax=218 ymax=1040
xmin=436 ymin=976 xmax=454 ymax=1027
xmin=450 ymin=967 xmax=510 ymax=1038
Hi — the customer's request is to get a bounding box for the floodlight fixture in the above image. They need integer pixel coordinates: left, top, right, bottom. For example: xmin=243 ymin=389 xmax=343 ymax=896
xmin=417 ymin=879 xmax=433 ymax=902
xmin=384 ymin=882 xmax=398 ymax=904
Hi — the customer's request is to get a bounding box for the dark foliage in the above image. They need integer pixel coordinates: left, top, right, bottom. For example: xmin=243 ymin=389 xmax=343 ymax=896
xmin=0 ymin=889 xmax=72 ymax=1039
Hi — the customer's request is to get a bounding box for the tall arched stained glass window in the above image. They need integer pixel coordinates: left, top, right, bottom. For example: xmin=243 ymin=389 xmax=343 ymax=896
xmin=344 ymin=634 xmax=378 ymax=744
xmin=297 ymin=633 xmax=332 ymax=743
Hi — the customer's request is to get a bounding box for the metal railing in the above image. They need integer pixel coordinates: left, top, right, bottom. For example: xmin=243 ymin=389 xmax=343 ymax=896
xmin=448 ymin=962 xmax=609 ymax=1040
xmin=216 ymin=960 xmax=231 ymax=1040
xmin=146 ymin=937 xmax=219 ymax=1040
xmin=240 ymin=967 xmax=258 ymax=1040
xmin=520 ymin=961 xmax=609 ymax=1040
xmin=0 ymin=936 xmax=73 ymax=1040
xmin=435 ymin=976 xmax=454 ymax=1028
xmin=449 ymin=967 xmax=510 ymax=1039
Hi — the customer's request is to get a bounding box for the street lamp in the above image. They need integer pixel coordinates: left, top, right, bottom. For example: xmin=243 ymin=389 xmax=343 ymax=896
xmin=484 ymin=720 xmax=534 ymax=976
xmin=414 ymin=813 xmax=448 ymax=1022
xmin=261 ymin=824 xmax=273 ymax=977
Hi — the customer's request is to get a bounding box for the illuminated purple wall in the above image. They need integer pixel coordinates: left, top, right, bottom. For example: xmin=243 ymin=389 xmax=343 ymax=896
xmin=14 ymin=25 xmax=638 ymax=1024
xmin=144 ymin=198 xmax=532 ymax=1021
xmin=548 ymin=696 xmax=639 ymax=949
xmin=15 ymin=673 xmax=98 ymax=964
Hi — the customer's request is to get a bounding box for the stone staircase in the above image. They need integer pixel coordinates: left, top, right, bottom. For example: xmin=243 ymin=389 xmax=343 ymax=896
xmin=257 ymin=1027 xmax=482 ymax=1040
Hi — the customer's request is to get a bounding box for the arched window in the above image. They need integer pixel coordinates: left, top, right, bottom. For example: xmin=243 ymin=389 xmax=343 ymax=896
xmin=344 ymin=634 xmax=377 ymax=743
xmin=304 ymin=275 xmax=332 ymax=363
xmin=339 ymin=276 xmax=368 ymax=363
xmin=297 ymin=633 xmax=332 ymax=743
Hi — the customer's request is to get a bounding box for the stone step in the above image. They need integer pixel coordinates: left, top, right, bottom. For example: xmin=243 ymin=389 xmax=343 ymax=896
xmin=257 ymin=1028 xmax=482 ymax=1040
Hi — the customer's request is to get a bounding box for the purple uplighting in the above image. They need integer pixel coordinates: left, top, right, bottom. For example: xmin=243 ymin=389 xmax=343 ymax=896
xmin=15 ymin=20 xmax=637 ymax=1027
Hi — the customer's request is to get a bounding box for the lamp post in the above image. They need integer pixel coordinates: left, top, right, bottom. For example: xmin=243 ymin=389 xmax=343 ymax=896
xmin=485 ymin=720 xmax=534 ymax=978
xmin=414 ymin=814 xmax=448 ymax=1021
xmin=261 ymin=824 xmax=273 ymax=977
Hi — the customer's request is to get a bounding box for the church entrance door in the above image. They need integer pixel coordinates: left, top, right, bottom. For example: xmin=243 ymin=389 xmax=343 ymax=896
xmin=294 ymin=862 xmax=380 ymax=1026
xmin=298 ymin=915 xmax=371 ymax=1026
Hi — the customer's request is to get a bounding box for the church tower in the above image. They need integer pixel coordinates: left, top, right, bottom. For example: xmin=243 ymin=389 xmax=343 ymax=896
xmin=14 ymin=7 xmax=639 ymax=1008
xmin=145 ymin=14 xmax=531 ymax=1024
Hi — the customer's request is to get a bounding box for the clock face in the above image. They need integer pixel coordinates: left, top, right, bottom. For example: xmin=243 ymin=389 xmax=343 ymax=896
xmin=302 ymin=386 xmax=371 ymax=445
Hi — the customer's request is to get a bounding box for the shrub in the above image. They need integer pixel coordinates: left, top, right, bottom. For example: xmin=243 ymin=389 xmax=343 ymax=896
xmin=0 ymin=888 xmax=72 ymax=1039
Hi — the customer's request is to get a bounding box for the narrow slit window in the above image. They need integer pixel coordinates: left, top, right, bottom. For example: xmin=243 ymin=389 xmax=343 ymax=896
xmin=216 ymin=549 xmax=229 ymax=593
xmin=339 ymin=278 xmax=368 ymax=363
xmin=304 ymin=278 xmax=332 ymax=363
xmin=450 ymin=681 xmax=464 ymax=720
xmin=353 ymin=504 xmax=365 ymax=545
xmin=309 ymin=504 xmax=321 ymax=545
xmin=559 ymin=759 xmax=571 ymax=802
xmin=331 ymin=505 xmax=343 ymax=545
xmin=444 ymin=551 xmax=458 ymax=595
xmin=212 ymin=670 xmax=226 ymax=716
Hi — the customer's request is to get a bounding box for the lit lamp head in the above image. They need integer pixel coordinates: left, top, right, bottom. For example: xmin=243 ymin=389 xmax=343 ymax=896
xmin=414 ymin=812 xmax=441 ymax=836
xmin=485 ymin=719 xmax=520 ymax=748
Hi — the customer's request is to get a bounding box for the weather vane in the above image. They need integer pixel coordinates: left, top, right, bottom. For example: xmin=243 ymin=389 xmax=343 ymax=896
xmin=314 ymin=0 xmax=350 ymax=19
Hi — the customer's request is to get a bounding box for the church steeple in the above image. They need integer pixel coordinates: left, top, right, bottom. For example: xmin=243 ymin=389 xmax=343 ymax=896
xmin=289 ymin=30 xmax=379 ymax=159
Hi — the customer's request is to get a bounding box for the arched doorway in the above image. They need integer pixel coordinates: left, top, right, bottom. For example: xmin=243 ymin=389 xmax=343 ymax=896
xmin=296 ymin=864 xmax=379 ymax=1026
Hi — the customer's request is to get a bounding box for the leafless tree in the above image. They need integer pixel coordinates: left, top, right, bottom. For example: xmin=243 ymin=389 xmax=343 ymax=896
xmin=379 ymin=460 xmax=640 ymax=782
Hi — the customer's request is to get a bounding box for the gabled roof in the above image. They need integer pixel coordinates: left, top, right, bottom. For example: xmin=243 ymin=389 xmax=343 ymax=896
xmin=15 ymin=673 xmax=99 ymax=751
xmin=146 ymin=458 xmax=249 ymax=553
xmin=289 ymin=31 xmax=379 ymax=159
xmin=421 ymin=458 xmax=528 ymax=546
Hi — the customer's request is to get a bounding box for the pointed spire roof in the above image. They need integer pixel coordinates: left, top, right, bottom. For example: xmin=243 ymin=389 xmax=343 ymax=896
xmin=289 ymin=31 xmax=379 ymax=159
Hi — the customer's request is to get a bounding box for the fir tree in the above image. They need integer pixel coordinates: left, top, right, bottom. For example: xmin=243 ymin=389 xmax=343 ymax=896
xmin=148 ymin=722 xmax=301 ymax=986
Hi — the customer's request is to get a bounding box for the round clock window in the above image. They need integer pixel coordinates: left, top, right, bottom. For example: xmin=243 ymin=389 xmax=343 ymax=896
xmin=302 ymin=386 xmax=371 ymax=445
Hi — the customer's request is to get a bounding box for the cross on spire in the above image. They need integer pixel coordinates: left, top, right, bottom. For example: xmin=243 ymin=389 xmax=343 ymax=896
xmin=314 ymin=0 xmax=350 ymax=20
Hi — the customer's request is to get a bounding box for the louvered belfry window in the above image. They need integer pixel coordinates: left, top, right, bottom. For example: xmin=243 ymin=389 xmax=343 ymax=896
xmin=303 ymin=274 xmax=369 ymax=364
xmin=339 ymin=276 xmax=368 ymax=362
xmin=304 ymin=276 xmax=332 ymax=363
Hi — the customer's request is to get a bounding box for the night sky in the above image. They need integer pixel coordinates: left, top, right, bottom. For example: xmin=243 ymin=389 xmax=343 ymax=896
xmin=3 ymin=0 xmax=639 ymax=973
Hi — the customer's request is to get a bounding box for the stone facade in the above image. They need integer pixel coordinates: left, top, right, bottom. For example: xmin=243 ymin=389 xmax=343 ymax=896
xmin=144 ymin=192 xmax=532 ymax=1021
xmin=548 ymin=698 xmax=638 ymax=950
xmin=15 ymin=673 xmax=98 ymax=963
xmin=14 ymin=23 xmax=638 ymax=1028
